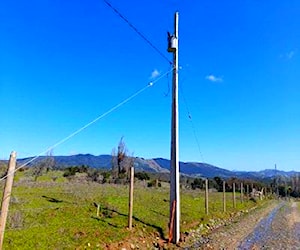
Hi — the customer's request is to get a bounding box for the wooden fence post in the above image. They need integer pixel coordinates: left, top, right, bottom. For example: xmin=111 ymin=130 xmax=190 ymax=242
xmin=246 ymin=184 xmax=249 ymax=198
xmin=223 ymin=181 xmax=226 ymax=212
xmin=96 ymin=204 xmax=100 ymax=217
xmin=205 ymin=179 xmax=209 ymax=215
xmin=0 ymin=151 xmax=17 ymax=249
xmin=232 ymin=182 xmax=236 ymax=209
xmin=128 ymin=166 xmax=134 ymax=230
xmin=240 ymin=182 xmax=244 ymax=203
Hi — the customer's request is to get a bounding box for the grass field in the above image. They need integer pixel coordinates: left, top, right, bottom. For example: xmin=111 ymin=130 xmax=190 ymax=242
xmin=2 ymin=171 xmax=265 ymax=249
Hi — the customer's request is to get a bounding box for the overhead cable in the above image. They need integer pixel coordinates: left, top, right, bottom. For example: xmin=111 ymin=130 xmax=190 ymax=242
xmin=179 ymin=81 xmax=206 ymax=163
xmin=102 ymin=0 xmax=172 ymax=65
xmin=0 ymin=67 xmax=174 ymax=182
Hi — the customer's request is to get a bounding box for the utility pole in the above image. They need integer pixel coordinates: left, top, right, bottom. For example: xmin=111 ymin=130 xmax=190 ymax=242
xmin=168 ymin=11 xmax=180 ymax=244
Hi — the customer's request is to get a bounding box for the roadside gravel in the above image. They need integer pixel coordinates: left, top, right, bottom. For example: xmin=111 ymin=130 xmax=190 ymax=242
xmin=182 ymin=200 xmax=283 ymax=249
xmin=238 ymin=201 xmax=300 ymax=249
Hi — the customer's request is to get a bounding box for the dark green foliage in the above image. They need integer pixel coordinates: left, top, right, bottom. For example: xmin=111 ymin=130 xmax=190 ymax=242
xmin=147 ymin=179 xmax=161 ymax=187
xmin=191 ymin=178 xmax=204 ymax=190
xmin=278 ymin=185 xmax=288 ymax=197
xmin=213 ymin=176 xmax=224 ymax=192
xmin=63 ymin=165 xmax=88 ymax=177
xmin=101 ymin=171 xmax=111 ymax=183
xmin=62 ymin=166 xmax=112 ymax=183
xmin=290 ymin=190 xmax=300 ymax=198
xmin=249 ymin=197 xmax=257 ymax=203
xmin=135 ymin=171 xmax=150 ymax=181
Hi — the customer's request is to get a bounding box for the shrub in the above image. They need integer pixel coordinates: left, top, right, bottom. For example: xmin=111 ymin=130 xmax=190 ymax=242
xmin=8 ymin=211 xmax=23 ymax=229
xmin=63 ymin=165 xmax=89 ymax=177
xmin=191 ymin=178 xmax=204 ymax=190
xmin=147 ymin=179 xmax=161 ymax=187
xmin=135 ymin=172 xmax=150 ymax=181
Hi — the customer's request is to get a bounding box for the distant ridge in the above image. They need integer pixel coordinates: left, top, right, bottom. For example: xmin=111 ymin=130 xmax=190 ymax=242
xmin=15 ymin=154 xmax=300 ymax=179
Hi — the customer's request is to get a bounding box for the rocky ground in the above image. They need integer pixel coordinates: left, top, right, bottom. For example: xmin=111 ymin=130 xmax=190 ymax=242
xmin=183 ymin=200 xmax=300 ymax=250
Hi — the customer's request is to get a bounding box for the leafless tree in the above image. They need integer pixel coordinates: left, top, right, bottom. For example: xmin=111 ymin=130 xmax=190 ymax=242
xmin=111 ymin=137 xmax=134 ymax=180
xmin=32 ymin=150 xmax=55 ymax=181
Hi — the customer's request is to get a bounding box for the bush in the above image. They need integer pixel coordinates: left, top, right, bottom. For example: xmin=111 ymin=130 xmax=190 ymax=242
xmin=147 ymin=179 xmax=161 ymax=187
xmin=101 ymin=171 xmax=111 ymax=183
xmin=63 ymin=165 xmax=89 ymax=177
xmin=191 ymin=178 xmax=204 ymax=190
xmin=135 ymin=172 xmax=150 ymax=181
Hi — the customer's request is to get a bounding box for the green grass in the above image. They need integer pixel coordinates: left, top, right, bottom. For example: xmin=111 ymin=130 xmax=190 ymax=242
xmin=2 ymin=172 xmax=265 ymax=249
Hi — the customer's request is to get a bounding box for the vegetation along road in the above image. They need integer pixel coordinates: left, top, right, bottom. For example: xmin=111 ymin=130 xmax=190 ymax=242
xmin=1 ymin=157 xmax=300 ymax=249
xmin=185 ymin=200 xmax=300 ymax=249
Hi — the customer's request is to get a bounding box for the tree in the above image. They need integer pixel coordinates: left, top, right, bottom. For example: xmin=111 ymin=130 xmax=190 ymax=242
xmin=191 ymin=178 xmax=204 ymax=190
xmin=213 ymin=176 xmax=224 ymax=192
xmin=135 ymin=172 xmax=150 ymax=181
xmin=291 ymin=174 xmax=300 ymax=197
xmin=32 ymin=150 xmax=55 ymax=181
xmin=111 ymin=137 xmax=134 ymax=180
xmin=63 ymin=165 xmax=89 ymax=178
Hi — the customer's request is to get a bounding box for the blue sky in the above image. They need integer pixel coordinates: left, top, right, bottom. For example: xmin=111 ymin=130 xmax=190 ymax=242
xmin=1 ymin=0 xmax=299 ymax=171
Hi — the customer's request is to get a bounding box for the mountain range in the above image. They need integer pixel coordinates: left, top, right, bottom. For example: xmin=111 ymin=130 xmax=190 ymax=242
xmin=17 ymin=154 xmax=299 ymax=180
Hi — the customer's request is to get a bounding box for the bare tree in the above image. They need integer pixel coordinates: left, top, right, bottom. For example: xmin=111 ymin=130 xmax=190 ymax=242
xmin=111 ymin=147 xmax=118 ymax=178
xmin=32 ymin=150 xmax=55 ymax=181
xmin=111 ymin=137 xmax=134 ymax=180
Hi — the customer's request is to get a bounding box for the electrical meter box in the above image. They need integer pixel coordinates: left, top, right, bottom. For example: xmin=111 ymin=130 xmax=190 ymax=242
xmin=168 ymin=33 xmax=177 ymax=52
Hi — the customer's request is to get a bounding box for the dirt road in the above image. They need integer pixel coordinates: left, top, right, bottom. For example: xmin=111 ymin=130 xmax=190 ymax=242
xmin=184 ymin=200 xmax=300 ymax=249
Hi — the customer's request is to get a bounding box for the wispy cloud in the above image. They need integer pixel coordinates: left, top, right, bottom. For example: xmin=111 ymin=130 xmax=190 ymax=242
xmin=280 ymin=50 xmax=297 ymax=60
xmin=205 ymin=74 xmax=223 ymax=82
xmin=286 ymin=51 xmax=295 ymax=59
xmin=150 ymin=69 xmax=160 ymax=79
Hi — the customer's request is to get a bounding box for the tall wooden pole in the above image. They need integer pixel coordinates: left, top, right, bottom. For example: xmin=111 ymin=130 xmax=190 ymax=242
xmin=223 ymin=181 xmax=226 ymax=212
xmin=128 ymin=166 xmax=134 ymax=230
xmin=0 ymin=151 xmax=17 ymax=249
xmin=169 ymin=11 xmax=180 ymax=244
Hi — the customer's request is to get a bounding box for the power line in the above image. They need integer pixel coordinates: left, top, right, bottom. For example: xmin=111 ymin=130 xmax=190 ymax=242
xmin=179 ymin=80 xmax=205 ymax=163
xmin=0 ymin=67 xmax=174 ymax=182
xmin=102 ymin=0 xmax=172 ymax=65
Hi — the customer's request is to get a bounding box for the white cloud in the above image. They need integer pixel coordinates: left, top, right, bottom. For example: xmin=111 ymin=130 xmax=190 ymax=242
xmin=286 ymin=50 xmax=295 ymax=59
xmin=150 ymin=69 xmax=160 ymax=79
xmin=205 ymin=74 xmax=223 ymax=82
xmin=280 ymin=50 xmax=297 ymax=60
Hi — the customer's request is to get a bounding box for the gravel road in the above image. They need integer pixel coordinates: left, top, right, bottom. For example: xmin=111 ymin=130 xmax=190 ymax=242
xmin=184 ymin=200 xmax=300 ymax=250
